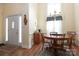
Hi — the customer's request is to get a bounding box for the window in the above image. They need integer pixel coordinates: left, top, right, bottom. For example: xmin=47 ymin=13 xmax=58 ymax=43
xmin=47 ymin=21 xmax=54 ymax=34
xmin=47 ymin=3 xmax=62 ymax=34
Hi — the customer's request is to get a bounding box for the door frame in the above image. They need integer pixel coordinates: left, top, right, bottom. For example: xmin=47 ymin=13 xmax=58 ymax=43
xmin=3 ymin=14 xmax=22 ymax=46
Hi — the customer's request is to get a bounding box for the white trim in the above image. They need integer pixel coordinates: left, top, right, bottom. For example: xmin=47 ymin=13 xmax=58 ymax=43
xmin=5 ymin=18 xmax=8 ymax=41
xmin=19 ymin=16 xmax=22 ymax=43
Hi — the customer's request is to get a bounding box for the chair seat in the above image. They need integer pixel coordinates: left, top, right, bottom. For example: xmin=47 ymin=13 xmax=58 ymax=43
xmin=52 ymin=44 xmax=63 ymax=49
xmin=44 ymin=39 xmax=51 ymax=42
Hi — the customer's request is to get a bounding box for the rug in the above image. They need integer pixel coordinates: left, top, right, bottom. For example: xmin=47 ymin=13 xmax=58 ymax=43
xmin=37 ymin=48 xmax=73 ymax=56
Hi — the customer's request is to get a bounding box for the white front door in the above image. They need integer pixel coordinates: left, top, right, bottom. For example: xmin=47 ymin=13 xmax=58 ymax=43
xmin=6 ymin=15 xmax=22 ymax=46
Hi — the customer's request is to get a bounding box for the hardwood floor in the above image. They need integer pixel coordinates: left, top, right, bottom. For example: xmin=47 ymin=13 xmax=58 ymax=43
xmin=0 ymin=43 xmax=42 ymax=56
xmin=11 ymin=44 xmax=42 ymax=56
xmin=0 ymin=43 xmax=79 ymax=56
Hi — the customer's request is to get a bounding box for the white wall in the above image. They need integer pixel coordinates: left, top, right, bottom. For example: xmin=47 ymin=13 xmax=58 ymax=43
xmin=37 ymin=3 xmax=47 ymax=33
xmin=0 ymin=4 xmax=3 ymax=43
xmin=61 ymin=3 xmax=75 ymax=33
xmin=3 ymin=3 xmax=28 ymax=16
xmin=74 ymin=3 xmax=79 ymax=45
xmin=28 ymin=3 xmax=37 ymax=48
xmin=75 ymin=4 xmax=79 ymax=32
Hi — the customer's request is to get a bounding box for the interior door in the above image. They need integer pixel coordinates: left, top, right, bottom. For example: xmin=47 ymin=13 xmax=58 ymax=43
xmin=8 ymin=16 xmax=19 ymax=45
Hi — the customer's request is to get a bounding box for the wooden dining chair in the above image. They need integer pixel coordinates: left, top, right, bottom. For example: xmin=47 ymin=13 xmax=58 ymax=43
xmin=50 ymin=32 xmax=57 ymax=36
xmin=67 ymin=31 xmax=76 ymax=45
xmin=52 ymin=34 xmax=65 ymax=50
xmin=41 ymin=34 xmax=52 ymax=50
xmin=49 ymin=34 xmax=66 ymax=55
